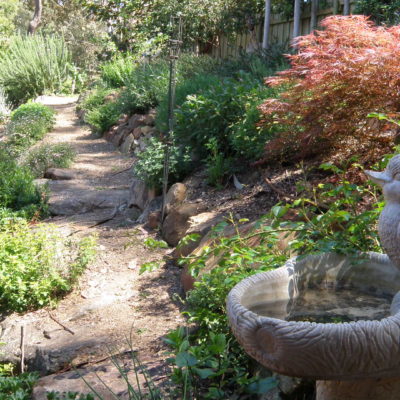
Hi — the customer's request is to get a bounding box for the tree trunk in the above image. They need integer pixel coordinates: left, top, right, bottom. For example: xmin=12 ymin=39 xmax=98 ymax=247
xmin=343 ymin=0 xmax=350 ymax=15
xmin=310 ymin=0 xmax=318 ymax=31
xmin=293 ymin=0 xmax=301 ymax=39
xmin=28 ymin=0 xmax=42 ymax=34
xmin=262 ymin=0 xmax=271 ymax=49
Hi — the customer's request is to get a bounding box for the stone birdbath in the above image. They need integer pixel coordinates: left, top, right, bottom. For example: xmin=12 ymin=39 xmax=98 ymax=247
xmin=227 ymin=155 xmax=400 ymax=400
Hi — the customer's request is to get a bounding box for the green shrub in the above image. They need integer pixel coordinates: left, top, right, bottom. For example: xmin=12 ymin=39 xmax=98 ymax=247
xmin=6 ymin=102 xmax=55 ymax=149
xmin=0 ymin=148 xmax=44 ymax=215
xmin=78 ymin=87 xmax=117 ymax=114
xmin=0 ymin=372 xmax=39 ymax=400
xmin=174 ymin=73 xmax=274 ymax=160
xmin=0 ymin=35 xmax=75 ymax=105
xmin=100 ymin=54 xmax=137 ymax=88
xmin=155 ymin=72 xmax=222 ymax=134
xmin=117 ymin=59 xmax=169 ymax=115
xmin=84 ymin=100 xmax=121 ymax=134
xmin=230 ymin=87 xmax=279 ymax=161
xmin=134 ymin=136 xmax=191 ymax=190
xmin=23 ymin=143 xmax=76 ymax=178
xmin=0 ymin=219 xmax=96 ymax=312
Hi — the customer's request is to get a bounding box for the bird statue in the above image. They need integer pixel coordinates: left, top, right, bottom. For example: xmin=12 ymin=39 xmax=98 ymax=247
xmin=365 ymin=154 xmax=400 ymax=270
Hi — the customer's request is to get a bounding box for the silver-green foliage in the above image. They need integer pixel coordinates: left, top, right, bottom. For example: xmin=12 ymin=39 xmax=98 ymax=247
xmin=23 ymin=143 xmax=76 ymax=178
xmin=0 ymin=35 xmax=75 ymax=104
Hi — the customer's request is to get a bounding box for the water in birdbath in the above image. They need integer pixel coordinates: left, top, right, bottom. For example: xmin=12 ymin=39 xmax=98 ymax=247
xmin=249 ymin=287 xmax=393 ymax=323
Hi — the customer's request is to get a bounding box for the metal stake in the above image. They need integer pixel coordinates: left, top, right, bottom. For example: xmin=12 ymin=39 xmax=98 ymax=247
xmin=161 ymin=16 xmax=183 ymax=225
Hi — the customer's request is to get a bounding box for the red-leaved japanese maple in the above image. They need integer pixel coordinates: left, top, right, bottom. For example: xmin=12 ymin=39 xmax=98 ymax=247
xmin=258 ymin=15 xmax=400 ymax=163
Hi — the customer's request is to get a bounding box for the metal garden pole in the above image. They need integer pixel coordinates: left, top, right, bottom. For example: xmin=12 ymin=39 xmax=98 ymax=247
xmin=161 ymin=16 xmax=183 ymax=225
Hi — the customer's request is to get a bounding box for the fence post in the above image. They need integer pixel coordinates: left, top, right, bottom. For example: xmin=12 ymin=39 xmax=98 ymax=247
xmin=293 ymin=0 xmax=302 ymax=39
xmin=262 ymin=0 xmax=271 ymax=49
xmin=311 ymin=0 xmax=318 ymax=31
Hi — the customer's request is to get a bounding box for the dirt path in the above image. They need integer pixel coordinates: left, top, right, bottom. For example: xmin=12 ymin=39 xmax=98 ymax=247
xmin=2 ymin=97 xmax=184 ymax=398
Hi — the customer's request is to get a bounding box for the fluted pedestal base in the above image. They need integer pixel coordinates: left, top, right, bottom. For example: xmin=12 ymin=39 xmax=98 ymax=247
xmin=316 ymin=377 xmax=400 ymax=400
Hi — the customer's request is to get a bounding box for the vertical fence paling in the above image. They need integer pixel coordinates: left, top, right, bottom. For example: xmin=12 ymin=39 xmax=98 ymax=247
xmin=211 ymin=0 xmax=356 ymax=58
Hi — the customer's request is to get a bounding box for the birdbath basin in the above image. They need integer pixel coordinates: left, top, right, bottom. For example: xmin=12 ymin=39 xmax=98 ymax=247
xmin=227 ymin=252 xmax=400 ymax=400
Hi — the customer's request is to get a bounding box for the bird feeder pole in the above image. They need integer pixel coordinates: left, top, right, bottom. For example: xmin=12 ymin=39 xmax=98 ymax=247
xmin=161 ymin=16 xmax=183 ymax=225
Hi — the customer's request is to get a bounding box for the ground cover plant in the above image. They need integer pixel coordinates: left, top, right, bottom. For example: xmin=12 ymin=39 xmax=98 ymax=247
xmin=0 ymin=371 xmax=39 ymax=400
xmin=5 ymin=102 xmax=56 ymax=151
xmin=0 ymin=218 xmax=96 ymax=312
xmin=258 ymin=15 xmax=400 ymax=165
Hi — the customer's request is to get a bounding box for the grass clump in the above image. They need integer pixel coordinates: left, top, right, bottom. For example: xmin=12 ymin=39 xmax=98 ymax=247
xmin=23 ymin=143 xmax=76 ymax=178
xmin=0 ymin=219 xmax=96 ymax=313
xmin=5 ymin=102 xmax=55 ymax=150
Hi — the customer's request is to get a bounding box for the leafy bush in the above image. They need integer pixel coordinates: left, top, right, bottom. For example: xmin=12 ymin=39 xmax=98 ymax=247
xmin=0 ymin=35 xmax=76 ymax=104
xmin=0 ymin=148 xmax=45 ymax=215
xmin=259 ymin=16 xmax=400 ymax=164
xmin=100 ymin=54 xmax=137 ymax=88
xmin=5 ymin=102 xmax=55 ymax=149
xmin=0 ymin=219 xmax=96 ymax=312
xmin=78 ymin=87 xmax=117 ymax=114
xmin=23 ymin=143 xmax=76 ymax=178
xmin=134 ymin=136 xmax=191 ymax=189
xmin=84 ymin=101 xmax=121 ymax=134
xmin=0 ymin=372 xmax=38 ymax=400
xmin=355 ymin=0 xmax=400 ymax=25
xmin=174 ymin=73 xmax=277 ymax=160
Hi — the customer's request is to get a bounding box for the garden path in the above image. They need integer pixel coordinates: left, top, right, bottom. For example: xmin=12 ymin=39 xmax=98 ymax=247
xmin=5 ymin=97 xmax=184 ymax=398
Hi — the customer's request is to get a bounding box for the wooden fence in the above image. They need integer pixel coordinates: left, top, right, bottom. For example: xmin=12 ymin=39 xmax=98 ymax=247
xmin=210 ymin=0 xmax=356 ymax=59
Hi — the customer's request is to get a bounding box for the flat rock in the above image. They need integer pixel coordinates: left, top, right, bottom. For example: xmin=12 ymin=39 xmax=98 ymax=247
xmin=44 ymin=168 xmax=76 ymax=181
xmin=47 ymin=180 xmax=129 ymax=216
xmin=32 ymin=355 xmax=163 ymax=400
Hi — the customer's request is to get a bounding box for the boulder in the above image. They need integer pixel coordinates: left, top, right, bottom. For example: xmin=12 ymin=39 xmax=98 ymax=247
xmin=112 ymin=126 xmax=131 ymax=147
xmin=162 ymin=203 xmax=207 ymax=247
xmin=138 ymin=137 xmax=148 ymax=151
xmin=120 ymin=134 xmax=136 ymax=154
xmin=140 ymin=126 xmax=154 ymax=136
xmin=173 ymin=211 xmax=225 ymax=259
xmin=127 ymin=114 xmax=146 ymax=130
xmin=132 ymin=127 xmax=142 ymax=139
xmin=104 ymin=125 xmax=118 ymax=142
xmin=164 ymin=183 xmax=187 ymax=215
xmin=146 ymin=211 xmax=161 ymax=230
xmin=116 ymin=114 xmax=129 ymax=125
xmin=44 ymin=168 xmax=76 ymax=181
xmin=128 ymin=178 xmax=156 ymax=211
xmin=137 ymin=196 xmax=162 ymax=224
xmin=144 ymin=109 xmax=156 ymax=126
